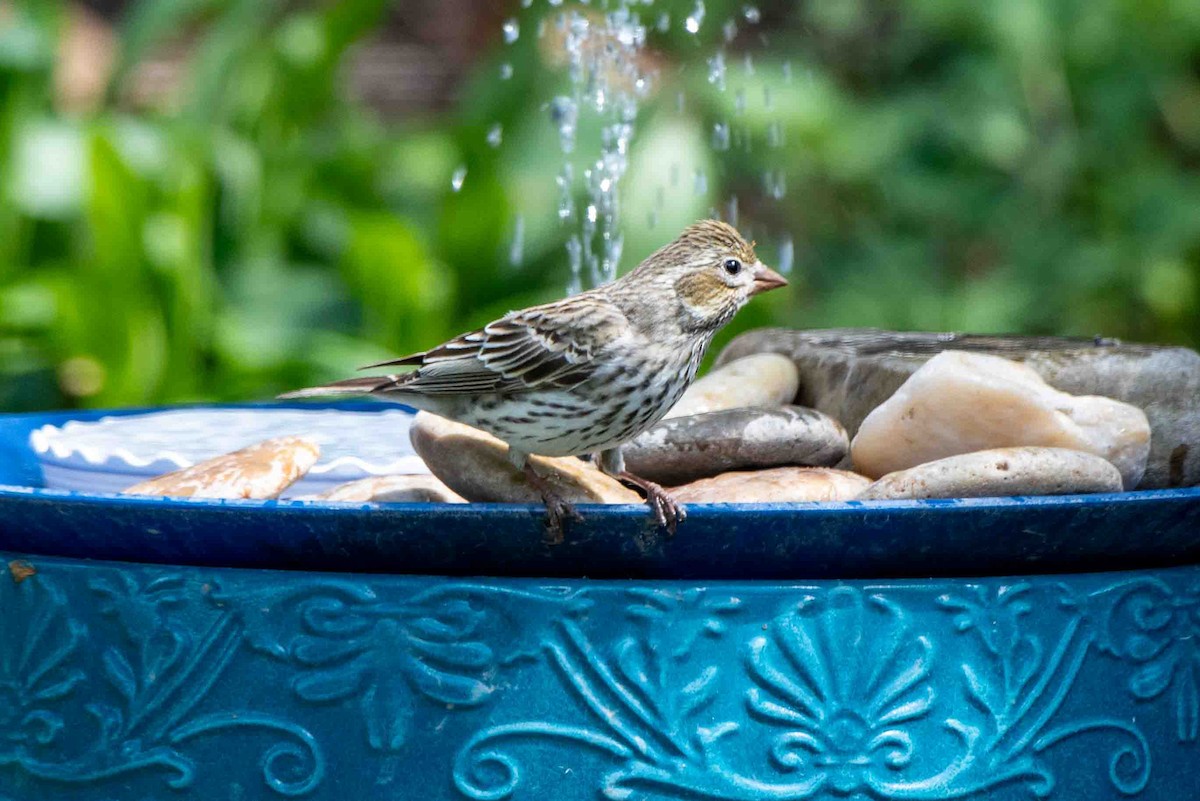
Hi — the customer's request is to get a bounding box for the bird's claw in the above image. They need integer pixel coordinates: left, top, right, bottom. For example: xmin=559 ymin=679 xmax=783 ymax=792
xmin=618 ymin=472 xmax=686 ymax=535
xmin=542 ymin=495 xmax=583 ymax=545
xmin=523 ymin=463 xmax=582 ymax=545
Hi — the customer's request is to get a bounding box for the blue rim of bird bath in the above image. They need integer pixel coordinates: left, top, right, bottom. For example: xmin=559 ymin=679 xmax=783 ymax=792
xmin=0 ymin=401 xmax=1198 ymax=580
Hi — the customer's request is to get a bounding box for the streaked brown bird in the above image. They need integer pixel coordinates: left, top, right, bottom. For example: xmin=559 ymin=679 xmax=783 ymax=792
xmin=283 ymin=220 xmax=788 ymax=539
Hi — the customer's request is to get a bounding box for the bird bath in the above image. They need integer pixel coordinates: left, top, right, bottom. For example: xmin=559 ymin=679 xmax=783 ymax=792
xmin=1 ymin=402 xmax=1199 ymax=800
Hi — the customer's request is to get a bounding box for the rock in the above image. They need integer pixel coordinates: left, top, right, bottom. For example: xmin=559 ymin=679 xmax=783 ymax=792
xmin=623 ymin=406 xmax=848 ymax=485
xmin=672 ymin=467 xmax=870 ymax=503
xmin=717 ymin=327 xmax=1200 ymax=488
xmin=311 ymin=475 xmax=466 ymax=503
xmin=665 ymin=353 xmax=798 ymax=418
xmin=409 ymin=412 xmax=640 ymax=504
xmin=122 ymin=436 xmax=320 ymax=499
xmin=850 ymin=351 xmax=1151 ymax=488
xmin=857 ymin=447 xmax=1124 ymax=500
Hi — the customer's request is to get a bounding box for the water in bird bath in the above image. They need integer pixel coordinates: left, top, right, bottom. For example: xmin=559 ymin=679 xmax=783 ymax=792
xmin=484 ymin=0 xmax=794 ymax=292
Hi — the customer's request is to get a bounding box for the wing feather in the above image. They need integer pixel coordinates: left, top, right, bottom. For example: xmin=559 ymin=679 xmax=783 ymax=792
xmin=356 ymin=295 xmax=628 ymax=397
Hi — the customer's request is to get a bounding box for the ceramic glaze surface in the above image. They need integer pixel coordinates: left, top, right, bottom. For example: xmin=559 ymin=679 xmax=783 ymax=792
xmin=1 ymin=553 xmax=1198 ymax=800
xmin=28 ymin=406 xmax=424 ymax=495
xmin=2 ymin=405 xmax=1200 ymax=580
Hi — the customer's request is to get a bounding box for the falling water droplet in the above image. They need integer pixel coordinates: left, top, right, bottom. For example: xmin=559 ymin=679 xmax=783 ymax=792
xmin=655 ymin=185 xmax=665 ymax=208
xmin=487 ymin=123 xmax=503 ymax=148
xmin=767 ymin=120 xmax=784 ymax=148
xmin=726 ymin=195 xmax=739 ymax=227
xmin=743 ymin=5 xmax=761 ymax=23
xmin=451 ymin=166 xmax=467 ymax=192
xmin=566 ymin=235 xmax=583 ymax=295
xmin=656 ymin=12 xmax=670 ymax=32
xmin=723 ymin=20 xmax=737 ymax=42
xmin=540 ymin=1 xmax=655 ymax=290
xmin=509 ymin=215 xmax=525 ymax=265
xmin=550 ymin=96 xmax=579 ymax=153
xmin=764 ymin=169 xmax=786 ymax=199
xmin=669 ymin=162 xmax=680 ymax=187
xmin=502 ymin=18 xmax=519 ymax=44
xmin=763 ymin=85 xmax=773 ymax=111
xmin=647 ymin=209 xmax=658 ymax=228
xmin=707 ymin=51 xmax=726 ymax=91
xmin=522 ymin=0 xmax=532 ymax=6
xmin=778 ymin=235 xmax=794 ymax=275
xmin=734 ymin=88 xmax=746 ymax=115
xmin=782 ymin=60 xmax=793 ymax=83
xmin=712 ymin=121 xmax=730 ymax=151
xmin=743 ymin=53 xmax=755 ymax=76
xmin=684 ymin=0 xmax=705 ymax=33
xmin=499 ymin=62 xmax=513 ymax=80
xmin=693 ymin=168 xmax=708 ymax=196
xmin=557 ymin=164 xmax=574 ymax=221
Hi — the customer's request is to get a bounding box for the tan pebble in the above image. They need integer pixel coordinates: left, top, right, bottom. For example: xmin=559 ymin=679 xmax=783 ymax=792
xmin=672 ymin=467 xmax=869 ymax=503
xmin=313 ymin=475 xmax=465 ymax=503
xmin=122 ymin=436 xmax=320 ymax=499
xmin=851 ymin=351 xmax=1150 ymax=488
xmin=665 ymin=353 xmax=799 ymax=418
xmin=857 ymin=447 xmax=1123 ymax=500
xmin=409 ymin=412 xmax=640 ymax=504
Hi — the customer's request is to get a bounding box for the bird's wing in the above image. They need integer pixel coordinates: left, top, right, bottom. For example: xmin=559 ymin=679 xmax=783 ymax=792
xmin=362 ymin=294 xmax=629 ymax=396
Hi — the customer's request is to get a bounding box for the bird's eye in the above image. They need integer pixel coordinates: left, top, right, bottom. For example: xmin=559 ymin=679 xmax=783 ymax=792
xmin=723 ymin=259 xmax=742 ymax=275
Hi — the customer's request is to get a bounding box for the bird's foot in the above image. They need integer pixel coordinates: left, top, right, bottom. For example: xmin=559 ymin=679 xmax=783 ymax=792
xmin=522 ymin=464 xmax=582 ymax=545
xmin=617 ymin=472 xmax=686 ymax=535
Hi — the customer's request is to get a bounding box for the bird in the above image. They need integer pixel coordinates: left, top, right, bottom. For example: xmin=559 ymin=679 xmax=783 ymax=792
xmin=282 ymin=220 xmax=788 ymax=541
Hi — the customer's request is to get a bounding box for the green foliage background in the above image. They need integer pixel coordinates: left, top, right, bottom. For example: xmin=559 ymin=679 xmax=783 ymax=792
xmin=1 ymin=0 xmax=1198 ymax=411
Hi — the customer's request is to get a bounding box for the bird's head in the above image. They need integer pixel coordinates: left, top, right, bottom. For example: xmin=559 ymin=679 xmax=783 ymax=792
xmin=618 ymin=220 xmax=788 ymax=333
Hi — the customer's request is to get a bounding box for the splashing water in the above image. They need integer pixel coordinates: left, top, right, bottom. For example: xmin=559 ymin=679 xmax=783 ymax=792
xmin=707 ymin=51 xmax=727 ymax=91
xmin=712 ymin=122 xmax=730 ymax=151
xmin=502 ymin=18 xmax=520 ymax=44
xmin=778 ymin=235 xmax=794 ymax=275
xmin=510 ymin=215 xmax=526 ymax=266
xmin=493 ymin=0 xmax=793 ymax=289
xmin=543 ymin=3 xmax=653 ymax=289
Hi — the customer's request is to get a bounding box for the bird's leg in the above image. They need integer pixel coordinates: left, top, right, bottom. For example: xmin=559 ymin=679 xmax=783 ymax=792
xmin=597 ymin=447 xmax=687 ymax=535
xmin=509 ymin=447 xmax=581 ymax=545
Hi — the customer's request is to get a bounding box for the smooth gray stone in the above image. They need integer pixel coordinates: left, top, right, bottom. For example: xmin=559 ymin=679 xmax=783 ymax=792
xmin=717 ymin=328 xmax=1200 ymax=488
xmin=622 ymin=405 xmax=849 ymax=486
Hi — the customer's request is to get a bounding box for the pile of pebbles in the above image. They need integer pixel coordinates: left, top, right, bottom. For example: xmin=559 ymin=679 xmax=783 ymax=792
xmin=122 ymin=329 xmax=1200 ymax=504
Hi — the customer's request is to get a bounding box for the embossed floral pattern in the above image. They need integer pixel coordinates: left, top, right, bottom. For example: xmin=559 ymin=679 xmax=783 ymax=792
xmin=220 ymin=581 xmax=586 ymax=753
xmin=1088 ymin=578 xmax=1200 ymax=742
xmin=0 ymin=576 xmax=82 ymax=759
xmin=2 ymin=559 xmax=1199 ymax=800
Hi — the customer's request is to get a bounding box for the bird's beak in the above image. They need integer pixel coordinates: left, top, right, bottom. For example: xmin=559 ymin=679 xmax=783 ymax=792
xmin=750 ymin=262 xmax=789 ymax=295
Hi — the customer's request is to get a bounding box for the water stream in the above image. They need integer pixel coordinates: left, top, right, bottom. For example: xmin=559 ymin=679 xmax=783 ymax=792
xmin=488 ymin=0 xmax=791 ymax=291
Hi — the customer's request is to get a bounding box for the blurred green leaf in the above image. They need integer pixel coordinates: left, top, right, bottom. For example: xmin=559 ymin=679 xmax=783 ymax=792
xmin=0 ymin=0 xmax=1198 ymax=411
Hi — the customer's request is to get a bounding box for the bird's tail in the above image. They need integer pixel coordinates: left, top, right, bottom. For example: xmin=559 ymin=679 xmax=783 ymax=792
xmin=277 ymin=376 xmax=398 ymax=400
